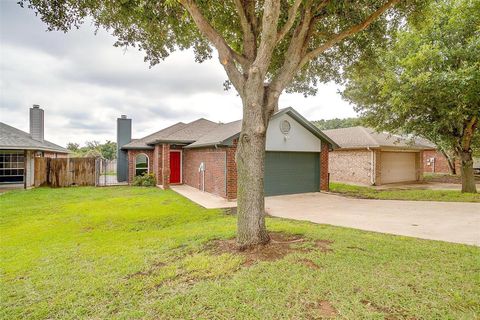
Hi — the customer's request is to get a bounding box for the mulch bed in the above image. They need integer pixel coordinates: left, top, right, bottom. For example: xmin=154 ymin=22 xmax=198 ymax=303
xmin=207 ymin=232 xmax=333 ymax=267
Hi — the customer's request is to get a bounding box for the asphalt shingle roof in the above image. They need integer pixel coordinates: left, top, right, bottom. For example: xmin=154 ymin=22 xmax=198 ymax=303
xmin=323 ymin=126 xmax=435 ymax=150
xmin=122 ymin=107 xmax=339 ymax=150
xmin=0 ymin=122 xmax=69 ymax=153
xmin=185 ymin=120 xmax=242 ymax=148
xmin=152 ymin=118 xmax=220 ymax=143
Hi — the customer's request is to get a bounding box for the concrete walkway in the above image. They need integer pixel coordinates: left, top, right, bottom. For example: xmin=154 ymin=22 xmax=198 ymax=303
xmin=266 ymin=192 xmax=480 ymax=246
xmin=170 ymin=185 xmax=236 ymax=209
xmin=170 ymin=185 xmax=480 ymax=246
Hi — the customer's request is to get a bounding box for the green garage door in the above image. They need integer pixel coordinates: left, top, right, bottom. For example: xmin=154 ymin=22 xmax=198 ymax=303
xmin=264 ymin=151 xmax=320 ymax=196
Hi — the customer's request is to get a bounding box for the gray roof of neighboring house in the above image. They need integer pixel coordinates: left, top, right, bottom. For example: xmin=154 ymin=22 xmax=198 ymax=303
xmin=122 ymin=107 xmax=339 ymax=150
xmin=0 ymin=122 xmax=69 ymax=153
xmin=323 ymin=126 xmax=435 ymax=150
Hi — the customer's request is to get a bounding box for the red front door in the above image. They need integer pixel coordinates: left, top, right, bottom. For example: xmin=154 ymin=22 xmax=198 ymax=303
xmin=169 ymin=151 xmax=181 ymax=183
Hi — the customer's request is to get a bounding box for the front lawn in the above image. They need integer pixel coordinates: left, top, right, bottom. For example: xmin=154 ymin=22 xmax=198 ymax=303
xmin=330 ymin=182 xmax=480 ymax=202
xmin=1 ymin=187 xmax=479 ymax=319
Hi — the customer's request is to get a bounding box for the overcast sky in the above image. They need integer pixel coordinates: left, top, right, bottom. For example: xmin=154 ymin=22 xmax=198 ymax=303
xmin=0 ymin=1 xmax=357 ymax=147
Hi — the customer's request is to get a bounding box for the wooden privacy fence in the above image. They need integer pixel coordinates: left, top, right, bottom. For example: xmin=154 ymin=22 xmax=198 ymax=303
xmin=34 ymin=157 xmax=96 ymax=187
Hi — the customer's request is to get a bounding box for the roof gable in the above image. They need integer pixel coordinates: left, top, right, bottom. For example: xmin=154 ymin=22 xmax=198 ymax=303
xmin=272 ymin=107 xmax=340 ymax=149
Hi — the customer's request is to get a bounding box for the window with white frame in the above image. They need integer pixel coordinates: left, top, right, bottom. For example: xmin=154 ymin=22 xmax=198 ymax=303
xmin=0 ymin=151 xmax=25 ymax=183
xmin=135 ymin=154 xmax=149 ymax=176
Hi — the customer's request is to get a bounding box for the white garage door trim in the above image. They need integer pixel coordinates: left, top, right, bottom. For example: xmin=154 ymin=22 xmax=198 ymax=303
xmin=380 ymin=151 xmax=417 ymax=184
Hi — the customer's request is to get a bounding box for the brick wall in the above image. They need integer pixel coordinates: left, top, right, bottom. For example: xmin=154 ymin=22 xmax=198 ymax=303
xmin=423 ymin=150 xmax=456 ymax=174
xmin=320 ymin=143 xmax=329 ymax=191
xmin=127 ymin=149 xmax=154 ymax=183
xmin=183 ymin=147 xmax=227 ymax=198
xmin=329 ymin=149 xmax=373 ymax=185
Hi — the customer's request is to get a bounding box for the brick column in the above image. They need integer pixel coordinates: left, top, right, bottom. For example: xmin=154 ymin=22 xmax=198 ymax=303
xmin=153 ymin=145 xmax=162 ymax=185
xmin=161 ymin=144 xmax=170 ymax=189
xmin=320 ymin=142 xmax=329 ymax=191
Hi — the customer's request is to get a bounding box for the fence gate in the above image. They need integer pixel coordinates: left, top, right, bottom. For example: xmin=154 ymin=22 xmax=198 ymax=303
xmin=96 ymin=158 xmax=127 ymax=186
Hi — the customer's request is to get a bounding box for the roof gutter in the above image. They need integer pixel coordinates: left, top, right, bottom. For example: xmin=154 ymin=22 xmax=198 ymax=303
xmin=0 ymin=146 xmax=70 ymax=153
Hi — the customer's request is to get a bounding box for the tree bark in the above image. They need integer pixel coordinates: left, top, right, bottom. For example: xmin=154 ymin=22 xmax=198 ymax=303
xmin=446 ymin=155 xmax=457 ymax=175
xmin=456 ymin=116 xmax=478 ymax=193
xmin=235 ymin=76 xmax=273 ymax=249
xmin=459 ymin=150 xmax=477 ymax=193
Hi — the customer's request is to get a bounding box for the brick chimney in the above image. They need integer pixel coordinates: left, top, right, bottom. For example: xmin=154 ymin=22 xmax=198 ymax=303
xmin=117 ymin=115 xmax=132 ymax=182
xmin=29 ymin=104 xmax=44 ymax=142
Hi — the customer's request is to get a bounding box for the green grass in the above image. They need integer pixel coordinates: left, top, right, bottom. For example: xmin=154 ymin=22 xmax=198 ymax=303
xmin=330 ymin=182 xmax=480 ymax=202
xmin=1 ymin=187 xmax=479 ymax=319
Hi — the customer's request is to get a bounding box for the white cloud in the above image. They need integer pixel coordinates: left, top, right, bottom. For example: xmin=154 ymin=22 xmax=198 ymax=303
xmin=0 ymin=1 xmax=357 ymax=147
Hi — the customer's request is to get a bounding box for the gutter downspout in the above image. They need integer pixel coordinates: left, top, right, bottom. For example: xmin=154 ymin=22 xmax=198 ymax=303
xmin=368 ymin=147 xmax=376 ymax=185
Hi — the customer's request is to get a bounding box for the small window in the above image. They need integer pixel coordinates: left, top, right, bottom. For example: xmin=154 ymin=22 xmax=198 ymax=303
xmin=135 ymin=154 xmax=149 ymax=176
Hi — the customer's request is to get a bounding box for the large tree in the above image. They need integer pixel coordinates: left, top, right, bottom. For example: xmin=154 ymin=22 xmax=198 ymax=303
xmin=21 ymin=0 xmax=424 ymax=247
xmin=342 ymin=0 xmax=479 ymax=193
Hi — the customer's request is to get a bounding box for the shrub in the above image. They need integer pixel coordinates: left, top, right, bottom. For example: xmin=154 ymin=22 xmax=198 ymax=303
xmin=132 ymin=173 xmax=156 ymax=187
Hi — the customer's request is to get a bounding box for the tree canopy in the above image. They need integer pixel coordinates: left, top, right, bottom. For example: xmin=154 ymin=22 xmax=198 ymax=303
xmin=342 ymin=0 xmax=479 ymax=192
xmin=67 ymin=141 xmax=117 ymax=160
xmin=313 ymin=117 xmax=363 ymax=130
xmin=20 ymin=0 xmax=424 ymax=97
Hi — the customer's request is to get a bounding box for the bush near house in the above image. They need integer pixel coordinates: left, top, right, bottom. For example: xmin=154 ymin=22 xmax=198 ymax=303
xmin=132 ymin=173 xmax=156 ymax=187
xmin=0 ymin=187 xmax=478 ymax=319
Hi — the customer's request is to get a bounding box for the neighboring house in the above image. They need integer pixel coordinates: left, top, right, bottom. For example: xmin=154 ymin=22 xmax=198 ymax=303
xmin=117 ymin=107 xmax=338 ymax=200
xmin=0 ymin=105 xmax=69 ymax=188
xmin=323 ymin=126 xmax=433 ymax=185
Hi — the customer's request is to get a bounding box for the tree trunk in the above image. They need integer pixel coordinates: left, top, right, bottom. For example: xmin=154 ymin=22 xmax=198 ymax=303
xmin=440 ymin=149 xmax=456 ymax=175
xmin=459 ymin=150 xmax=477 ymax=193
xmin=446 ymin=156 xmax=457 ymax=175
xmin=235 ymin=80 xmax=271 ymax=249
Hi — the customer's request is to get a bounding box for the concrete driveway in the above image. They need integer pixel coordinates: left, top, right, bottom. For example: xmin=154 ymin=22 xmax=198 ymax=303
xmin=266 ymin=193 xmax=480 ymax=246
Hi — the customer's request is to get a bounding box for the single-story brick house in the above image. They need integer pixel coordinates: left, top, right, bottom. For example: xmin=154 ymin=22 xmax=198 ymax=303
xmin=0 ymin=105 xmax=69 ymax=188
xmin=117 ymin=107 xmax=338 ymax=199
xmin=323 ymin=126 xmax=434 ymax=185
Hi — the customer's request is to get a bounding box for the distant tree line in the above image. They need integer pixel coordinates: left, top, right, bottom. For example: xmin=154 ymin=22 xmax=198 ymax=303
xmin=67 ymin=141 xmax=117 ymax=160
xmin=312 ymin=117 xmax=363 ymax=130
